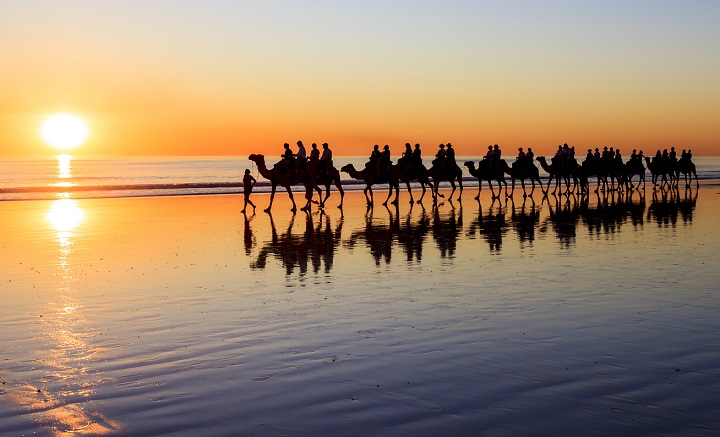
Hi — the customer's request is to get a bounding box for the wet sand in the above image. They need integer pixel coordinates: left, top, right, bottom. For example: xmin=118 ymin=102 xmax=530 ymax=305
xmin=2 ymin=184 xmax=720 ymax=436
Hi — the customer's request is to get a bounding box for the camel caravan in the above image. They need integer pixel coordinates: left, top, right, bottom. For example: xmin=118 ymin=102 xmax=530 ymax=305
xmin=247 ymin=142 xmax=699 ymax=212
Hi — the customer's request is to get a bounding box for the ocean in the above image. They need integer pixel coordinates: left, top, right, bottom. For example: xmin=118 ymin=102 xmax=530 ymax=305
xmin=1 ymin=154 xmax=718 ymax=201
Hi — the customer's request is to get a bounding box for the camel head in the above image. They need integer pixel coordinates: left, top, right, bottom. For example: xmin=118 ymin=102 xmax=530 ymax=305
xmin=536 ymin=156 xmax=547 ymax=163
xmin=340 ymin=164 xmax=355 ymax=174
xmin=248 ymin=154 xmax=265 ymax=163
xmin=463 ymin=161 xmax=476 ymax=169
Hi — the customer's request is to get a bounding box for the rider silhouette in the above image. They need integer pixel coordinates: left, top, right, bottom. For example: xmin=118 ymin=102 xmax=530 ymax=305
xmin=412 ymin=143 xmax=422 ymax=165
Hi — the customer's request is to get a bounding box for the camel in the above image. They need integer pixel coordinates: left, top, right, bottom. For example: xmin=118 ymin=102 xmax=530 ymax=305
xmin=500 ymin=160 xmax=543 ymax=197
xmin=340 ymin=164 xmax=399 ymax=207
xmin=623 ymin=158 xmax=646 ymax=190
xmin=676 ymin=157 xmax=699 ymax=188
xmin=392 ymin=158 xmax=434 ymax=204
xmin=428 ymin=160 xmax=463 ymax=202
xmin=578 ymin=158 xmax=601 ymax=194
xmin=644 ymin=156 xmax=674 ymax=189
xmin=463 ymin=160 xmax=507 ymax=200
xmin=306 ymin=160 xmax=345 ymax=209
xmin=248 ymin=154 xmax=319 ymax=212
xmin=536 ymin=156 xmax=579 ymax=195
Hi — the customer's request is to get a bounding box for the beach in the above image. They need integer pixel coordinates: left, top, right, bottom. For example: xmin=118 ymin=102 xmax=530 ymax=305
xmin=2 ymin=185 xmax=720 ymax=436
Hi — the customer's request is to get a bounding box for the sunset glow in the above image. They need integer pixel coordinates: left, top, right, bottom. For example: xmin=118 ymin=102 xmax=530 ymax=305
xmin=1 ymin=2 xmax=718 ymax=156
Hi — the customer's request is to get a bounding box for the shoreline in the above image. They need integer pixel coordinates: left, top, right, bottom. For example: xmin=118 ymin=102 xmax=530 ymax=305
xmin=1 ymin=177 xmax=717 ymax=203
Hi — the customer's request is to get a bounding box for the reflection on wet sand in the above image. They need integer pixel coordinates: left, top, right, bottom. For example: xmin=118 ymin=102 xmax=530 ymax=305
xmin=244 ymin=188 xmax=699 ymax=274
xmin=510 ymin=197 xmax=540 ymax=248
xmin=647 ymin=187 xmax=697 ymax=227
xmin=248 ymin=211 xmax=344 ymax=275
xmin=467 ymin=197 xmax=507 ymax=252
xmin=345 ymin=203 xmax=435 ymax=265
xmin=3 ymin=199 xmax=120 ymax=435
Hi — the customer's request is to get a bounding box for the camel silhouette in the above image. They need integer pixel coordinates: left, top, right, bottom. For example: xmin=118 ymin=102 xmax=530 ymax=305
xmin=340 ymin=163 xmax=400 ymax=207
xmin=392 ymin=158 xmax=435 ymax=204
xmin=248 ymin=154 xmax=319 ymax=212
xmin=676 ymin=157 xmax=699 ymax=188
xmin=427 ymin=160 xmax=463 ymax=202
xmin=501 ymin=160 xmax=543 ymax=197
xmin=305 ymin=159 xmax=345 ymax=209
xmin=643 ymin=155 xmax=675 ymax=189
xmin=463 ymin=160 xmax=507 ymax=200
xmin=536 ymin=156 xmax=579 ymax=195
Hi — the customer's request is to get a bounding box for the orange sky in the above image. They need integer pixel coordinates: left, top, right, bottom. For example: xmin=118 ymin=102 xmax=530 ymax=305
xmin=1 ymin=2 xmax=719 ymax=156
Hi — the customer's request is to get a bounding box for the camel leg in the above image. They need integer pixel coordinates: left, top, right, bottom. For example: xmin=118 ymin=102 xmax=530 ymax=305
xmin=336 ymin=181 xmax=345 ymax=209
xmin=286 ymin=186 xmax=297 ymax=212
xmin=488 ymin=180 xmax=497 ymax=199
xmin=364 ymin=186 xmax=372 ymax=206
xmin=383 ymin=185 xmax=394 ymax=206
xmin=317 ymin=186 xmax=325 ymax=207
xmin=475 ymin=180 xmax=482 ymax=201
xmin=448 ymin=182 xmax=456 ymax=201
xmin=405 ymin=181 xmax=414 ymax=204
xmin=265 ymin=184 xmax=277 ymax=213
xmin=458 ymin=177 xmax=463 ymax=201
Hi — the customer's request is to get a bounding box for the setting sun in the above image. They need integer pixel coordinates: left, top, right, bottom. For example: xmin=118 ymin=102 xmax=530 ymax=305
xmin=40 ymin=113 xmax=89 ymax=151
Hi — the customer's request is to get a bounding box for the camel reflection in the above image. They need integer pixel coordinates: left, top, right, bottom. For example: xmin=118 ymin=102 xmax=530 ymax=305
xmin=647 ymin=187 xmax=697 ymax=228
xmin=582 ymin=190 xmax=645 ymax=237
xmin=540 ymin=191 xmax=648 ymax=247
xmin=509 ymin=197 xmax=540 ymax=248
xmin=467 ymin=198 xmax=507 ymax=252
xmin=251 ymin=211 xmax=344 ymax=275
xmin=345 ymin=204 xmax=439 ymax=265
xmin=431 ymin=202 xmax=463 ymax=258
xmin=393 ymin=204 xmax=430 ymax=263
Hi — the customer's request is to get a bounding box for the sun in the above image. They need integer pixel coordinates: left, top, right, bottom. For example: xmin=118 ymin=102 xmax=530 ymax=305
xmin=40 ymin=113 xmax=90 ymax=151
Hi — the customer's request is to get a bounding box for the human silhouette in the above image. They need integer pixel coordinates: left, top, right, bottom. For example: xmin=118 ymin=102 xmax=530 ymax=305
xmin=241 ymin=169 xmax=256 ymax=213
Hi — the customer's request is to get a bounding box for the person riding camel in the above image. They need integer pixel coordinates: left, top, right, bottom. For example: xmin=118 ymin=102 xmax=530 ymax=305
xmin=630 ymin=149 xmax=638 ymax=161
xmin=320 ymin=142 xmax=332 ymax=175
xmin=435 ymin=143 xmax=447 ymax=173
xmin=402 ymin=143 xmax=413 ymax=162
xmin=445 ymin=143 xmax=456 ymax=166
xmin=517 ymin=147 xmax=526 ymax=161
xmin=380 ymin=145 xmax=392 ymax=175
xmin=594 ymin=148 xmax=601 ymax=162
xmin=295 ymin=140 xmax=307 ymax=169
xmin=483 ymin=145 xmax=493 ymax=161
xmin=281 ymin=142 xmax=295 ymax=177
xmin=369 ymin=144 xmax=382 ymax=172
xmin=412 ymin=143 xmax=422 ymax=165
xmin=526 ymin=147 xmax=534 ymax=163
xmin=309 ymin=143 xmax=320 ymax=165
xmin=669 ymin=146 xmax=677 ymax=163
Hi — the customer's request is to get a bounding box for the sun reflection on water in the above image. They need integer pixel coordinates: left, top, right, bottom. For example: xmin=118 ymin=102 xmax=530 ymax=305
xmin=53 ymin=154 xmax=77 ymax=192
xmin=7 ymin=199 xmax=123 ymax=434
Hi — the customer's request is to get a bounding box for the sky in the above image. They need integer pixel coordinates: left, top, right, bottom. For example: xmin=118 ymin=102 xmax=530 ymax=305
xmin=1 ymin=0 xmax=719 ymax=156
